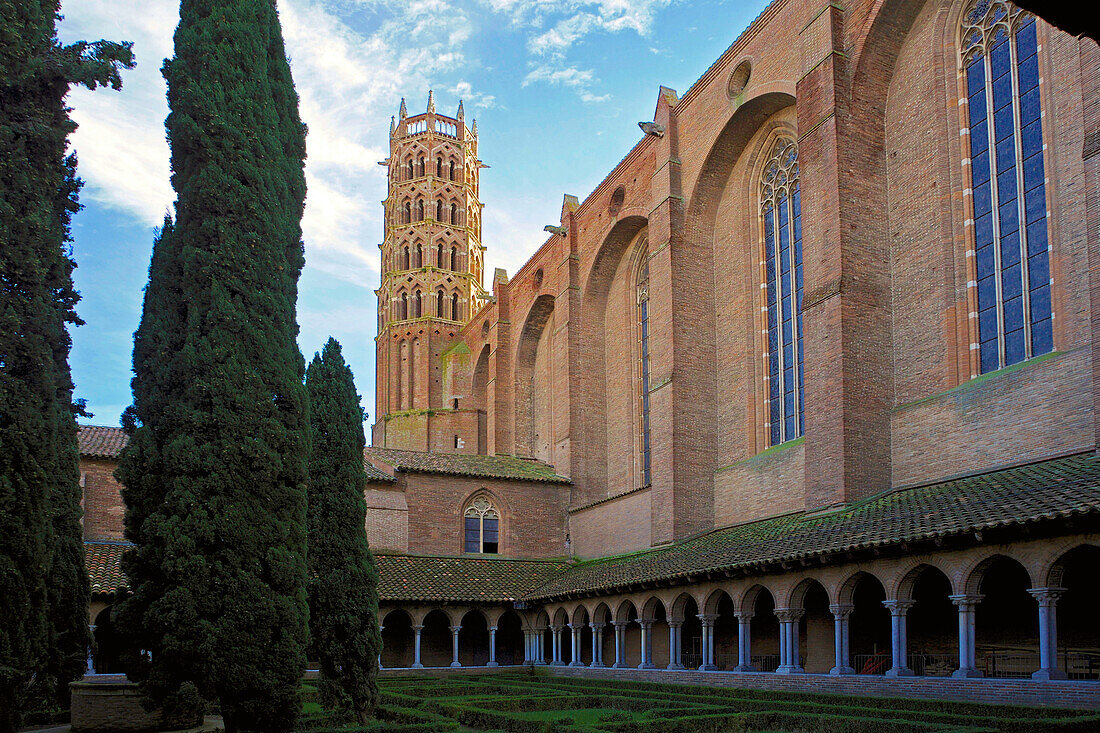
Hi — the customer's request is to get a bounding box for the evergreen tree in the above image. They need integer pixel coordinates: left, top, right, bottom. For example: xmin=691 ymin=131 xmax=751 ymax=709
xmin=114 ymin=1 xmax=309 ymax=730
xmin=0 ymin=2 xmax=132 ymax=729
xmin=306 ymin=338 xmax=381 ymax=724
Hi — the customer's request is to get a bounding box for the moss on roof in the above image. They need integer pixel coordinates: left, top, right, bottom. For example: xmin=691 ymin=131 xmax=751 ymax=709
xmin=365 ymin=448 xmax=570 ymax=484
xmin=78 ymin=425 xmax=129 ymax=459
xmin=375 ymin=554 xmax=570 ymax=602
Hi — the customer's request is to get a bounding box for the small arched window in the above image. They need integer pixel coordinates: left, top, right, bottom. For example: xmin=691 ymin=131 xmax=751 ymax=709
xmin=450 ymin=203 xmax=458 ymax=225
xmin=415 ymin=243 xmax=422 ymax=268
xmin=417 ymin=156 xmax=425 ymax=177
xmin=402 ymin=201 xmax=411 ymax=224
xmin=463 ymin=496 xmax=499 ymax=553
xmin=452 ymin=293 xmax=460 ymax=321
xmin=402 ymin=246 xmax=410 ymax=270
xmin=449 ymin=160 xmax=456 ymax=181
xmin=437 ymin=289 xmax=445 ymax=317
xmin=450 ymin=246 xmax=458 ymax=271
xmin=436 ymin=157 xmax=443 ymax=177
xmin=413 ymin=289 xmax=422 ymax=318
xmin=399 ymin=292 xmax=408 ymax=320
xmin=961 ymin=0 xmax=1052 ymax=373
xmin=416 ymin=200 xmax=424 ymax=221
xmin=436 ymin=199 xmax=444 ymax=221
xmin=436 ymin=243 xmax=444 ymax=268
xmin=406 ymin=159 xmax=414 ymax=180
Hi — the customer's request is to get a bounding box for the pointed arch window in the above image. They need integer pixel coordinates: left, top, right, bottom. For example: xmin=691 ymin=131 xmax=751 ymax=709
xmin=436 ymin=156 xmax=443 ymax=177
xmin=463 ymin=496 xmax=499 ymax=553
xmin=416 ymin=200 xmax=424 ymax=221
xmin=415 ymin=243 xmax=422 ymax=268
xmin=636 ymin=241 xmax=652 ymax=486
xmin=449 ymin=160 xmax=456 ymax=181
xmin=437 ymin=242 xmax=444 ymax=268
xmin=402 ymin=246 xmax=410 ymax=270
xmin=450 ymin=246 xmax=458 ymax=271
xmin=402 ymin=201 xmax=411 ymax=224
xmin=413 ymin=289 xmax=422 ymax=318
xmin=962 ymin=1 xmax=1051 ymax=373
xmin=450 ymin=203 xmax=458 ymax=225
xmin=761 ymin=137 xmax=804 ymax=446
xmin=399 ymin=292 xmax=408 ymax=320
xmin=436 ymin=199 xmax=443 ymax=221
xmin=417 ymin=156 xmax=425 ymax=177
xmin=452 ymin=293 xmax=460 ymax=321
xmin=437 ymin=289 xmax=445 ymax=317
xmin=406 ymin=159 xmax=414 ymax=180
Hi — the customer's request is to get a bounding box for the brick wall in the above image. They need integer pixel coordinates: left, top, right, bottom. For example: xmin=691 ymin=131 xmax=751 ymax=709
xmin=568 ymin=488 xmax=652 ymax=559
xmin=364 ymin=485 xmax=409 ymax=553
xmin=81 ymin=459 xmax=125 ymax=541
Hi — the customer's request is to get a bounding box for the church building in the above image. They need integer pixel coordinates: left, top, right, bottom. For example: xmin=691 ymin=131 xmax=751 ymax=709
xmin=83 ymin=0 xmax=1100 ymax=703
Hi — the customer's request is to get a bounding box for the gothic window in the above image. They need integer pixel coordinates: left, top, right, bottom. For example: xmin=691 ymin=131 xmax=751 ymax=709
xmin=452 ymin=293 xmax=460 ymax=321
xmin=406 ymin=159 xmax=414 ymax=180
xmin=436 ymin=157 xmax=443 ymax=177
xmin=436 ymin=199 xmax=443 ymax=221
xmin=437 ymin=242 xmax=444 ymax=268
xmin=402 ymin=201 xmax=411 ymax=224
xmin=416 ymin=200 xmax=424 ymax=221
xmin=450 ymin=246 xmax=458 ymax=271
xmin=962 ymin=1 xmax=1052 ymax=373
xmin=463 ymin=496 xmax=499 ymax=553
xmin=415 ymin=243 xmax=422 ymax=268
xmin=636 ymin=242 xmax=652 ymax=486
xmin=413 ymin=289 xmax=422 ymax=318
xmin=450 ymin=203 xmax=458 ymax=225
xmin=449 ymin=160 xmax=456 ymax=181
xmin=417 ymin=156 xmax=425 ymax=177
xmin=399 ymin=292 xmax=408 ymax=320
xmin=437 ymin=289 xmax=445 ymax=317
xmin=761 ymin=137 xmax=804 ymax=446
xmin=402 ymin=246 xmax=410 ymax=270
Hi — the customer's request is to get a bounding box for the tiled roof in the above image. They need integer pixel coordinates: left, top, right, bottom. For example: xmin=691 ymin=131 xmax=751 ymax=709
xmin=365 ymin=448 xmax=570 ymax=484
xmin=376 ymin=554 xmax=570 ymax=602
xmin=78 ymin=425 xmax=129 ymax=460
xmin=362 ymin=454 xmax=397 ymax=482
xmin=85 ymin=541 xmax=129 ymax=595
xmin=526 ymin=452 xmax=1100 ymax=600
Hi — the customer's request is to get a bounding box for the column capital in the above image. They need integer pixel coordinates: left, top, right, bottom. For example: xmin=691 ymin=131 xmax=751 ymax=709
xmin=1027 ymin=587 xmax=1067 ymax=605
xmin=589 ymin=622 xmax=605 ymax=631
xmin=882 ymin=599 xmax=916 ymax=616
xmin=489 ymin=625 xmax=498 ymax=632
xmin=949 ymin=593 xmax=984 ymax=609
xmin=611 ymin=620 xmax=631 ymax=629
xmin=411 ymin=624 xmax=425 ymax=631
xmin=668 ymin=620 xmax=683 ymax=629
xmin=549 ymin=624 xmax=564 ymax=632
xmin=696 ymin=613 xmax=719 ymax=625
xmin=774 ymin=607 xmax=805 ymax=623
xmin=828 ymin=603 xmax=854 ymax=618
xmin=637 ymin=619 xmax=655 ymax=629
xmin=449 ymin=625 xmax=462 ymax=633
xmin=733 ymin=611 xmax=754 ymax=622
xmin=567 ymin=622 xmax=583 ymax=631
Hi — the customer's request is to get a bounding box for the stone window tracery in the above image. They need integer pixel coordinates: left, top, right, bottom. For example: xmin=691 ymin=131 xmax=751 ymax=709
xmin=961 ymin=0 xmax=1051 ymax=373
xmin=463 ymin=496 xmax=499 ymax=553
xmin=761 ymin=136 xmax=804 ymax=446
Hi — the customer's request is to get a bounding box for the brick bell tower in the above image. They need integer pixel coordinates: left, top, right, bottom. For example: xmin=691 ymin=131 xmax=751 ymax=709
xmin=372 ymin=92 xmax=489 ymax=452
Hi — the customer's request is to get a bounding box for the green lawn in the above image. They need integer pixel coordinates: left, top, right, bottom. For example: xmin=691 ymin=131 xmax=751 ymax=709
xmin=296 ymin=672 xmax=1100 ymax=733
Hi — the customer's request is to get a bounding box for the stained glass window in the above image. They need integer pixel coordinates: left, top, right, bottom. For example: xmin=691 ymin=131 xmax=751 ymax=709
xmin=463 ymin=496 xmax=499 ymax=554
xmin=636 ymin=242 xmax=652 ymax=486
xmin=962 ymin=0 xmax=1052 ymax=373
xmin=760 ymin=137 xmax=804 ymax=446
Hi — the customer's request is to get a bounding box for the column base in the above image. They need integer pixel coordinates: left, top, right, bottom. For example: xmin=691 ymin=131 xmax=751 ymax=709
xmin=698 ymin=664 xmax=717 ymax=671
xmin=885 ymin=667 xmax=914 ymax=677
xmin=568 ymin=661 xmax=586 ymax=668
xmin=775 ymin=665 xmax=805 ymax=675
xmin=412 ymin=663 xmax=424 ymax=669
xmin=732 ymin=664 xmax=757 ymax=673
xmin=952 ymin=667 xmax=983 ymax=678
xmin=533 ymin=661 xmax=548 ymax=666
xmin=666 ymin=663 xmax=685 ymax=670
xmin=590 ymin=662 xmax=606 ymax=668
xmin=449 ymin=662 xmax=462 ymax=668
xmin=829 ymin=666 xmax=856 ymax=676
xmin=612 ymin=662 xmax=628 ymax=669
xmin=637 ymin=663 xmax=657 ymax=670
xmin=486 ymin=661 xmax=499 ymax=667
xmin=1032 ymin=668 xmax=1068 ymax=681
xmin=550 ymin=661 xmax=566 ymax=667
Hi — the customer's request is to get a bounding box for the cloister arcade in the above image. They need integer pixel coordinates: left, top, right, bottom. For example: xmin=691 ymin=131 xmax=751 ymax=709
xmin=374 ymin=539 xmax=1100 ymax=681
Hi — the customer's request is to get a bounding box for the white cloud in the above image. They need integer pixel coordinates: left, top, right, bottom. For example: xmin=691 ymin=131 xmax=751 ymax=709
xmin=522 ymin=64 xmax=610 ymax=103
xmin=451 ymin=81 xmax=497 ymax=110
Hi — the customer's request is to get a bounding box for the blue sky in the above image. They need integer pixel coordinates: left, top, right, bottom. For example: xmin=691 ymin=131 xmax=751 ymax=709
xmin=58 ymin=0 xmax=769 ymax=427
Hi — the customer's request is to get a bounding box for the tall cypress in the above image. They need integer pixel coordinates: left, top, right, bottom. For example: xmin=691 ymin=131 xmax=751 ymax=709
xmin=114 ymin=1 xmax=309 ymax=730
xmin=306 ymin=338 xmax=381 ymax=724
xmin=0 ymin=2 xmax=132 ymax=729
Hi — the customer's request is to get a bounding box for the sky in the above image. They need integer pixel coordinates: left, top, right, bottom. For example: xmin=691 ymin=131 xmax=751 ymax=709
xmin=58 ymin=0 xmax=770 ymax=428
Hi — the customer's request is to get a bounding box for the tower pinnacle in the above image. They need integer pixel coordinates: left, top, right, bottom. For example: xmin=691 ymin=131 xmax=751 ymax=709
xmin=456 ymin=100 xmax=464 ymax=121
xmin=427 ymin=89 xmax=435 ymax=114
xmin=399 ymin=97 xmax=407 ymax=119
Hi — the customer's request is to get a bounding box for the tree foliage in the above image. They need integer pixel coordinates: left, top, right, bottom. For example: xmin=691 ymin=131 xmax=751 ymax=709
xmin=0 ymin=2 xmax=132 ymax=729
xmin=306 ymin=338 xmax=381 ymax=723
xmin=114 ymin=1 xmax=309 ymax=731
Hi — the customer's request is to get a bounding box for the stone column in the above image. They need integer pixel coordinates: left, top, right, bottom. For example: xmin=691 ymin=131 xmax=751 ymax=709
xmin=590 ymin=623 xmax=605 ymax=667
xmin=697 ymin=614 xmax=717 ymax=670
xmin=487 ymin=626 xmax=499 ymax=667
xmin=449 ymin=625 xmax=462 ymax=668
xmin=549 ymin=625 xmax=563 ymax=665
xmin=535 ymin=628 xmax=547 ymax=665
xmin=569 ymin=624 xmax=585 ymax=667
xmin=412 ymin=624 xmax=424 ymax=669
xmin=950 ymin=594 xmax=984 ymax=678
xmin=638 ymin=620 xmax=656 ymax=669
xmin=775 ymin=608 xmax=805 ymax=674
xmin=86 ymin=625 xmax=96 ymax=675
xmin=732 ymin=612 xmax=755 ymax=672
xmin=611 ymin=621 xmax=629 ymax=668
xmin=1029 ymin=587 xmax=1068 ymax=680
xmin=829 ymin=604 xmax=855 ymax=675
xmin=667 ymin=622 xmax=684 ymax=669
xmin=882 ymin=600 xmax=915 ymax=677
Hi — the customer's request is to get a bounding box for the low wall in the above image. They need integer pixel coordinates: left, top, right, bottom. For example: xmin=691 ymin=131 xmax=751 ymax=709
xmin=70 ymin=677 xmax=203 ymax=733
xmin=547 ymin=665 xmax=1100 ymax=710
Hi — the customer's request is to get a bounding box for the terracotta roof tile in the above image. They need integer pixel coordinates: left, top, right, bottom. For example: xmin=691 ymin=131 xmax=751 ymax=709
xmin=526 ymin=453 xmax=1100 ymax=600
xmin=375 ymin=554 xmax=570 ymax=602
xmin=362 ymin=454 xmax=397 ymax=482
xmin=85 ymin=541 xmax=129 ymax=595
xmin=78 ymin=425 xmax=129 ymax=460
xmin=365 ymin=448 xmax=570 ymax=484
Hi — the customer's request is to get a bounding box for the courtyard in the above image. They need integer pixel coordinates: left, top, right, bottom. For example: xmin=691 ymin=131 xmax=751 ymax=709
xmin=295 ymin=672 xmax=1100 ymax=732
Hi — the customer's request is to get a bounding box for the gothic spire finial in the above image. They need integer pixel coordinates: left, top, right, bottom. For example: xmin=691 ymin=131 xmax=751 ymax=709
xmin=456 ymin=100 xmax=465 ymax=120
xmin=389 ymin=116 xmax=395 ymax=136
xmin=471 ymin=118 xmax=478 ymax=135
xmin=427 ymin=89 xmax=435 ymax=114
xmin=399 ymin=97 xmax=407 ymax=119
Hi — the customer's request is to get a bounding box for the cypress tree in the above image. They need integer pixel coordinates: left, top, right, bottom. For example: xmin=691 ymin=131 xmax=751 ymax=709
xmin=114 ymin=1 xmax=309 ymax=730
xmin=0 ymin=3 xmax=132 ymax=729
xmin=306 ymin=338 xmax=381 ymax=724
